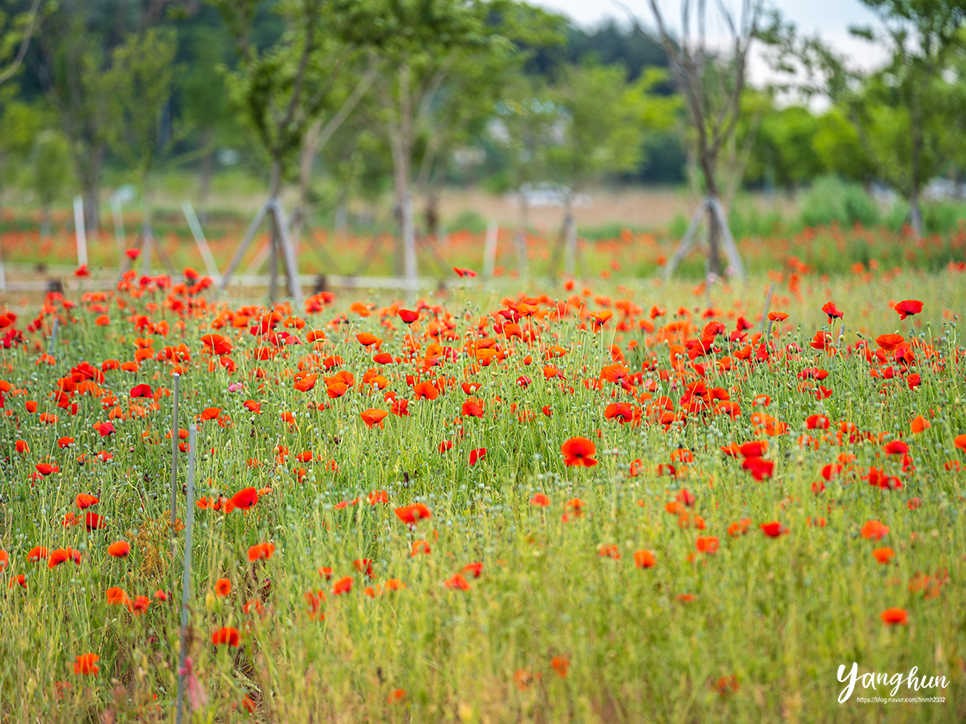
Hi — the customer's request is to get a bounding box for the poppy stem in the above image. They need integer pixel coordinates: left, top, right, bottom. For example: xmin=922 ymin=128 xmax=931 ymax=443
xmin=175 ymin=423 xmax=197 ymax=724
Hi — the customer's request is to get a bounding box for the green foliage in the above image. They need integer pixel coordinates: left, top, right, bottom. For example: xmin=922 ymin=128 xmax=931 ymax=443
xmin=29 ymin=128 xmax=70 ymax=207
xmin=545 ymin=62 xmax=644 ymax=191
xmin=103 ymin=27 xmax=180 ymax=180
xmin=799 ymin=175 xmax=881 ymax=229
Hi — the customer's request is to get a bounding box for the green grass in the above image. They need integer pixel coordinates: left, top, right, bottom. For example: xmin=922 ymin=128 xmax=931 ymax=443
xmin=0 ymin=266 xmax=964 ymax=722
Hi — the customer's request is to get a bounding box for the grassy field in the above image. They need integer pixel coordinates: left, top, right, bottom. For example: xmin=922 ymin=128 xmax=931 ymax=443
xmin=1 ymin=246 xmax=965 ymax=722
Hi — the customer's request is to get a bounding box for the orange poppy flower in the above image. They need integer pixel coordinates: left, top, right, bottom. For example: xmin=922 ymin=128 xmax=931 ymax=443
xmin=361 ymin=408 xmax=389 ymax=428
xmin=215 ymin=578 xmax=232 ymax=597
xmin=395 ymin=504 xmax=431 ymax=524
xmin=861 ymin=520 xmax=889 ymax=540
xmin=634 ymin=550 xmax=657 ymax=568
xmin=73 ymin=654 xmax=99 ymax=675
xmin=247 ymin=542 xmax=275 ymax=561
xmin=444 ymin=573 xmax=470 ymax=590
xmin=107 ymin=541 xmax=130 ymax=558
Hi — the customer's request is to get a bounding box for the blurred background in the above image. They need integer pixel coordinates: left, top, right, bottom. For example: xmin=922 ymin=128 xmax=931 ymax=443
xmin=1 ymin=0 xmax=965 ymax=286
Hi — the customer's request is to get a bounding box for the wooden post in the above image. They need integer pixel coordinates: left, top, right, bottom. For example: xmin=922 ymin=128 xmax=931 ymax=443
xmin=47 ymin=317 xmax=59 ymax=357
xmin=483 ymin=222 xmax=498 ymax=279
xmin=170 ymin=373 xmax=180 ymax=533
xmin=663 ymin=199 xmax=707 ymax=280
xmin=175 ymin=423 xmax=198 ymax=724
xmin=182 ymin=201 xmax=220 ymax=278
xmin=73 ymin=196 xmax=88 ymax=267
xmin=112 ymin=198 xmax=126 ymax=265
xmin=564 ymin=214 xmax=577 ymax=277
xmin=220 ymin=202 xmax=270 ymax=291
xmin=709 ymin=196 xmax=745 ymax=281
xmin=269 ymin=199 xmax=303 ymax=307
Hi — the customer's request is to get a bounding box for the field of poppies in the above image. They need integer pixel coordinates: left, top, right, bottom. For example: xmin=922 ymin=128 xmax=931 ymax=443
xmin=1 ymin=256 xmax=965 ymax=723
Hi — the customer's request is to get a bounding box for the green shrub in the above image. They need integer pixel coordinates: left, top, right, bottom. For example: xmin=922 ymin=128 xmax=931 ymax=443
xmin=799 ymin=175 xmax=880 ymax=229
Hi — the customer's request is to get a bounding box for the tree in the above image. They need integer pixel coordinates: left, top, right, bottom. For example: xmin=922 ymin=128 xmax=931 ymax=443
xmin=853 ymin=1 xmax=966 ymax=234
xmin=812 ymin=108 xmax=876 ymax=186
xmin=488 ymin=73 xmax=558 ymax=273
xmin=794 ymin=0 xmax=966 ymax=236
xmin=356 ymin=0 xmax=548 ymax=288
xmin=31 ymin=129 xmax=70 ymax=237
xmin=212 ymin=0 xmax=371 ymax=304
xmin=633 ymin=0 xmax=776 ymax=278
xmin=104 ymin=27 xmax=180 ymax=271
xmin=35 ymin=1 xmax=118 ymax=237
xmin=547 ymin=63 xmax=678 ymax=275
xmin=0 ymin=0 xmax=44 ymax=88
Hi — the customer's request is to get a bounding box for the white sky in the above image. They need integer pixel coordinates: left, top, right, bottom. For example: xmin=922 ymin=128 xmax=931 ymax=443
xmin=529 ymin=0 xmax=890 ymax=85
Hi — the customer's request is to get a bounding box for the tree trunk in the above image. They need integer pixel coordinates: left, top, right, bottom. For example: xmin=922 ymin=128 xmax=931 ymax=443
xmin=82 ymin=144 xmax=103 ymax=238
xmin=291 ymin=117 xmax=323 ymax=254
xmin=909 ymin=183 xmax=923 ymax=238
xmin=700 ymin=154 xmax=723 ymax=276
xmin=269 ymin=158 xmax=282 ymax=304
xmin=41 ymin=205 xmax=52 ymax=239
xmin=390 ymin=63 xmax=417 ymax=289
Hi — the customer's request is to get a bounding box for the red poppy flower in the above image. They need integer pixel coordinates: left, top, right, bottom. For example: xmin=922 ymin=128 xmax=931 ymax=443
xmin=444 ymin=573 xmax=470 ymax=590
xmin=395 ymin=503 xmax=432 ymax=524
xmin=894 ymin=300 xmax=923 ymax=320
xmin=398 ymin=309 xmax=419 ymax=324
xmin=361 ymin=408 xmax=389 ymax=428
xmin=861 ymin=520 xmax=889 ymax=540
xmin=333 ymin=576 xmax=352 ymax=595
xmin=469 ymin=448 xmax=486 ymax=466
xmin=530 ymin=493 xmax=550 ymax=507
xmin=880 ymin=608 xmax=908 ymax=625
xmin=212 ymin=626 xmax=241 ymax=646
xmin=821 ymin=301 xmax=844 ymax=321
xmin=760 ymin=521 xmax=787 ymax=537
xmin=561 ymin=437 xmax=597 ymax=467
xmin=231 ymin=487 xmax=259 ymax=511
xmin=634 ymin=550 xmax=657 ymax=568
xmin=130 ymin=384 xmax=153 ymax=398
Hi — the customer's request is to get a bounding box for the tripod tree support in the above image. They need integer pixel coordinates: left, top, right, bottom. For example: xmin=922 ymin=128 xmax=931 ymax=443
xmin=663 ymin=196 xmax=744 ymax=282
xmin=220 ymin=199 xmax=302 ymax=307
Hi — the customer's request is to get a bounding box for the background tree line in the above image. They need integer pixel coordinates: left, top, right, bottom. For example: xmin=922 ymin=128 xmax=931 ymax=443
xmin=1 ymin=0 xmax=966 ymax=264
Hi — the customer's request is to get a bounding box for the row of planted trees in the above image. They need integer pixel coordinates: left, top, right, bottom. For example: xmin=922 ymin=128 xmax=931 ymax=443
xmin=3 ymin=0 xmax=966 ymax=288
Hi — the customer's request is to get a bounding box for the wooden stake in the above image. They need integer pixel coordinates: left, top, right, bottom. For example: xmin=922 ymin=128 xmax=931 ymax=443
xmin=663 ymin=200 xmax=707 ymax=280
xmin=47 ymin=317 xmax=59 ymax=357
xmin=175 ymin=423 xmax=197 ymax=724
xmin=182 ymin=201 xmax=220 ymax=278
xmin=170 ymin=373 xmax=180 ymax=532
xmin=483 ymin=222 xmax=498 ymax=278
xmin=73 ymin=196 xmax=88 ymax=267
xmin=112 ymin=199 xmax=126 ymax=267
xmin=220 ymin=202 xmax=270 ymax=290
